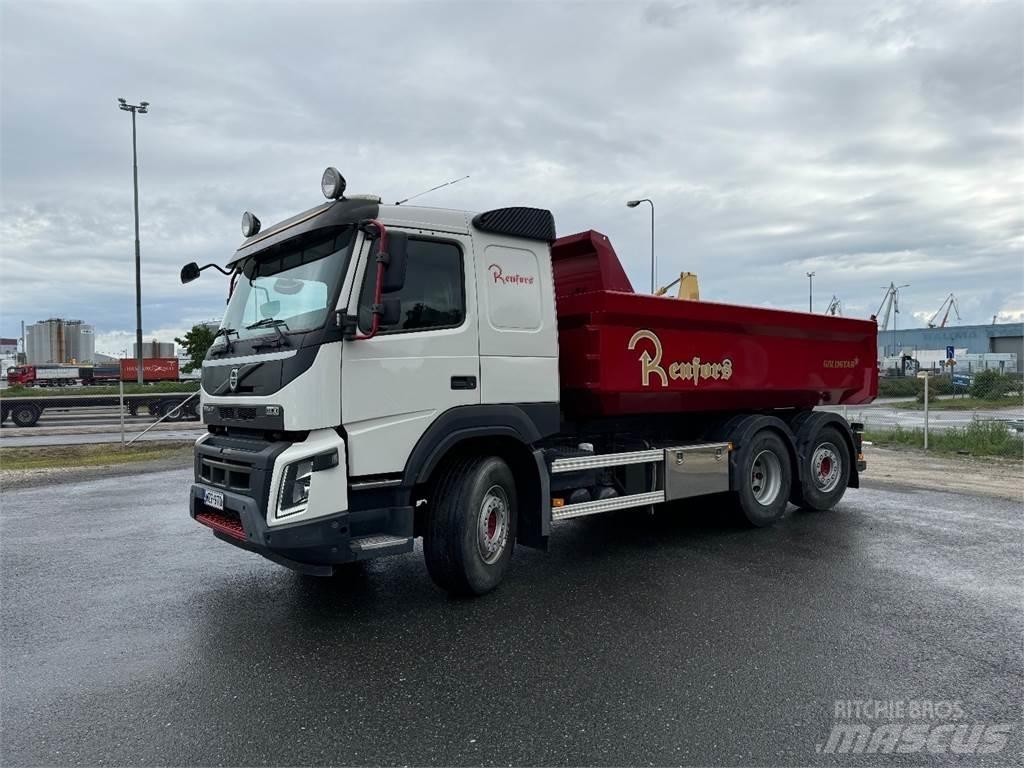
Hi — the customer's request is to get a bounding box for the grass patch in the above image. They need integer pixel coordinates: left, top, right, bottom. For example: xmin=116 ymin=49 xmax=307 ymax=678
xmin=892 ymin=396 xmax=1024 ymax=411
xmin=0 ymin=442 xmax=193 ymax=471
xmin=866 ymin=421 xmax=1024 ymax=458
xmin=2 ymin=382 xmax=199 ymax=398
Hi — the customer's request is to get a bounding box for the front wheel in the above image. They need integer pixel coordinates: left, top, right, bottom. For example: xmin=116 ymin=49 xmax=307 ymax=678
xmin=733 ymin=430 xmax=792 ymax=527
xmin=424 ymin=456 xmax=517 ymax=596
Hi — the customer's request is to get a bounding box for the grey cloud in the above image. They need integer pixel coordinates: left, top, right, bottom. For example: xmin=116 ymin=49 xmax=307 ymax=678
xmin=1 ymin=0 xmax=1021 ymax=342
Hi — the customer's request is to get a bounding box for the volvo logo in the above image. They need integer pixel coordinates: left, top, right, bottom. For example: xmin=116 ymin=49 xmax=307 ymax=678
xmin=228 ymin=368 xmax=239 ymax=392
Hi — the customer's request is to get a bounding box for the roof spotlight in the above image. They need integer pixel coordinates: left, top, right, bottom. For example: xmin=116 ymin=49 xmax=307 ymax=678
xmin=321 ymin=167 xmax=346 ymax=200
xmin=242 ymin=211 xmax=262 ymax=238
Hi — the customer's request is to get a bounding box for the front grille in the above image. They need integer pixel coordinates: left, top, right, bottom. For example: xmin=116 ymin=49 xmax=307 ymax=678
xmin=218 ymin=406 xmax=259 ymax=421
xmin=196 ymin=508 xmax=246 ymax=540
xmin=199 ymin=456 xmax=252 ymax=492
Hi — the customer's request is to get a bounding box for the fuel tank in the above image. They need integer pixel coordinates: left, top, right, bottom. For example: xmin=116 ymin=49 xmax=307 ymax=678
xmin=552 ymin=231 xmax=878 ymax=419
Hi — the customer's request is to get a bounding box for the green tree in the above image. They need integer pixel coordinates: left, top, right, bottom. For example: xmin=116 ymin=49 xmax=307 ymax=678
xmin=175 ymin=324 xmax=217 ymax=373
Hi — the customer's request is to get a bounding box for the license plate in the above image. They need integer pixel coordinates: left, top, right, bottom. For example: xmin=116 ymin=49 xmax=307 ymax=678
xmin=204 ymin=489 xmax=224 ymax=511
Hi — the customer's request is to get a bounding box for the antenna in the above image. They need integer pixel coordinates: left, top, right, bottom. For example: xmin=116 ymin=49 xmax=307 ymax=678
xmin=395 ymin=175 xmax=470 ymax=205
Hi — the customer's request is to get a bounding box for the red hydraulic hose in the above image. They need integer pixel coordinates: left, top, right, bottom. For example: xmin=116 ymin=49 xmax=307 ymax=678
xmin=354 ymin=219 xmax=388 ymax=340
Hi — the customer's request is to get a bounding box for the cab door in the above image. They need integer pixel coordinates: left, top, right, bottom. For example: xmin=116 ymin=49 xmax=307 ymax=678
xmin=341 ymin=230 xmax=480 ymax=477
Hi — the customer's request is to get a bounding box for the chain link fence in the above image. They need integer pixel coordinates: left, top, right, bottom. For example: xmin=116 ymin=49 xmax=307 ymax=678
xmin=837 ymin=372 xmax=1023 ymax=458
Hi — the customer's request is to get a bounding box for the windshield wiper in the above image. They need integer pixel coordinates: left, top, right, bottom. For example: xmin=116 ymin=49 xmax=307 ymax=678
xmin=212 ymin=327 xmax=239 ymax=354
xmin=245 ymin=318 xmax=291 ymax=346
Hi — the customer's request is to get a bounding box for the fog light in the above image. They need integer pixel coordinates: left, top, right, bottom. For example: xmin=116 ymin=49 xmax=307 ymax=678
xmin=278 ymin=458 xmax=314 ymax=517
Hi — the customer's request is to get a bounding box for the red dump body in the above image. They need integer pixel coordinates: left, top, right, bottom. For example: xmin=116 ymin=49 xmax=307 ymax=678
xmin=552 ymin=231 xmax=878 ymax=418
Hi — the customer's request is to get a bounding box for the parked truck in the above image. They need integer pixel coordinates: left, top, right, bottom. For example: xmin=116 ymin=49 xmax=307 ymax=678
xmin=6 ymin=365 xmax=82 ymax=386
xmin=6 ymin=358 xmax=180 ymax=387
xmin=180 ymin=167 xmax=877 ymax=595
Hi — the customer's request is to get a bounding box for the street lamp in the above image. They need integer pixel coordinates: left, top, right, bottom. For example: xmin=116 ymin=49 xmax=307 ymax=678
xmin=806 ymin=271 xmax=815 ymax=313
xmin=117 ymin=97 xmax=149 ymax=384
xmin=626 ymin=198 xmax=655 ymax=293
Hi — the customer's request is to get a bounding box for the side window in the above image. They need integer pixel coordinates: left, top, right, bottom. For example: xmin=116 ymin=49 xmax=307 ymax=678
xmin=359 ymin=238 xmax=465 ymax=333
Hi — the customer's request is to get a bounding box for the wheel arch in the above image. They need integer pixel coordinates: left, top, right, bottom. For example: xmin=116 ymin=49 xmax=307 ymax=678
xmin=708 ymin=413 xmax=799 ymax=491
xmin=787 ymin=410 xmax=860 ymax=489
xmin=403 ymin=404 xmax=556 ymax=550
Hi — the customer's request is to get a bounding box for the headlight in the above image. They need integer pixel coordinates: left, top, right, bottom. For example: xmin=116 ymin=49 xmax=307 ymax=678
xmin=278 ymin=458 xmax=314 ymax=517
xmin=321 ymin=167 xmax=346 ymax=200
xmin=241 ymin=210 xmax=261 ymax=237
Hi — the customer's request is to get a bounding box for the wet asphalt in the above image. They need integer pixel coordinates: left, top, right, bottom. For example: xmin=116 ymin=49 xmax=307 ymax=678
xmin=1 ymin=467 xmax=1021 ymax=766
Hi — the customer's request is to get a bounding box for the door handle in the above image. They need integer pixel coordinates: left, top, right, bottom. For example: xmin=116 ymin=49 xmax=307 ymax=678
xmin=450 ymin=376 xmax=477 ymax=390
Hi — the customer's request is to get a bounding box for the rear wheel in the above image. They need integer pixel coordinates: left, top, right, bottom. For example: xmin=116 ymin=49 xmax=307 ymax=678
xmin=795 ymin=426 xmax=850 ymax=511
xmin=163 ymin=401 xmax=185 ymax=421
xmin=424 ymin=455 xmax=517 ymax=596
xmin=11 ymin=404 xmax=41 ymax=427
xmin=733 ymin=430 xmax=792 ymax=526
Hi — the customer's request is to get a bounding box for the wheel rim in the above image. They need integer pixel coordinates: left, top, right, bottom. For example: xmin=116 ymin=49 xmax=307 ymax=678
xmin=477 ymin=484 xmax=510 ymax=565
xmin=811 ymin=442 xmax=842 ymax=493
xmin=750 ymin=450 xmax=782 ymax=506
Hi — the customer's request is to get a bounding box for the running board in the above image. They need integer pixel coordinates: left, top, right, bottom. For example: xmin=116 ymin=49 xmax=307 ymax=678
xmin=349 ymin=534 xmax=412 ymax=559
xmin=553 ymin=491 xmax=665 ymax=521
xmin=551 ymin=448 xmax=663 ymax=474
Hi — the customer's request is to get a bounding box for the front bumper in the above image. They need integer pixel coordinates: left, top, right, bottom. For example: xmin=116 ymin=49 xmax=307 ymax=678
xmin=189 ymin=430 xmax=413 ymax=574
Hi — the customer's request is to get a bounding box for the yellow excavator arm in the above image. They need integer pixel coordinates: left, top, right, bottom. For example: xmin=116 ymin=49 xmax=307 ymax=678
xmin=655 ymin=272 xmax=700 ymax=300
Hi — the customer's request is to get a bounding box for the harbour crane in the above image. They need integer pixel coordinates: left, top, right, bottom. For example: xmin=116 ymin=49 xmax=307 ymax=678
xmin=825 ymin=295 xmax=842 ymax=316
xmin=875 ymin=282 xmax=909 ymax=331
xmin=927 ymin=293 xmax=961 ymax=328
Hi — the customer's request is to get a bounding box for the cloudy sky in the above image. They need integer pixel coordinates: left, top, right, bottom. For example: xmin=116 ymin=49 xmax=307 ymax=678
xmin=2 ymin=0 xmax=1021 ymax=355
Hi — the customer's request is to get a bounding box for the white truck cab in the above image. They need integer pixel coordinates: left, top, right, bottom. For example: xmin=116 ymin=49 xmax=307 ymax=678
xmin=185 ymin=171 xmax=563 ymax=591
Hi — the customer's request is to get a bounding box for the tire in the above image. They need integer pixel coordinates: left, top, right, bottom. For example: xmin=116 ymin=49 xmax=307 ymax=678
xmin=424 ymin=455 xmax=517 ymax=596
xmin=11 ymin=404 xmax=41 ymax=427
xmin=795 ymin=426 xmax=850 ymax=511
xmin=732 ymin=430 xmax=792 ymax=527
xmin=163 ymin=401 xmax=185 ymax=421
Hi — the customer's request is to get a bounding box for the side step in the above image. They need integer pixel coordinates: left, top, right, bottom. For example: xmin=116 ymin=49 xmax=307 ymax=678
xmin=349 ymin=534 xmax=413 ymax=559
xmin=553 ymin=491 xmax=665 ymax=521
xmin=551 ymin=448 xmax=663 ymax=474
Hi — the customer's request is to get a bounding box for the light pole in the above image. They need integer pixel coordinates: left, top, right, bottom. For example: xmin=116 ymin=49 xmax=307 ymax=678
xmin=626 ymin=198 xmax=655 ymax=293
xmin=118 ymin=97 xmax=149 ymax=384
xmin=806 ymin=271 xmax=815 ymax=312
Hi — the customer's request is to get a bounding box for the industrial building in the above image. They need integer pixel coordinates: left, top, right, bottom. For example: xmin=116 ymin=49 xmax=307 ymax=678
xmin=133 ymin=340 xmax=175 ymax=358
xmin=0 ymin=338 xmax=17 ymax=355
xmin=25 ymin=319 xmax=95 ymax=364
xmin=878 ymin=321 xmax=1023 ymax=372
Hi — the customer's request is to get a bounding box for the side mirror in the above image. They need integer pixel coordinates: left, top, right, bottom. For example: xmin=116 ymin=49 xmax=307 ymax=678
xmin=260 ymin=300 xmax=281 ymax=318
xmin=381 ymin=297 xmax=401 ymax=326
xmin=381 ymin=231 xmax=408 ymax=293
xmin=180 ymin=262 xmax=201 ymax=284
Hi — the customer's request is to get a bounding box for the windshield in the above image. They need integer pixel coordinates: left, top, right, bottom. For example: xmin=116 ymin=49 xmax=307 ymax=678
xmin=219 ymin=227 xmax=356 ymax=344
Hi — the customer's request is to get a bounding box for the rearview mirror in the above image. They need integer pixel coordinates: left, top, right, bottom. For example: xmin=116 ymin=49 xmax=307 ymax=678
xmin=381 ymin=297 xmax=401 ymax=326
xmin=180 ymin=262 xmax=201 ymax=284
xmin=274 ymin=278 xmax=303 ymax=295
xmin=381 ymin=231 xmax=408 ymax=293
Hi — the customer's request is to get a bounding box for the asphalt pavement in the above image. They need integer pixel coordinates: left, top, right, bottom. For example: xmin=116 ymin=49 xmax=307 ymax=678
xmin=2 ymin=465 xmax=1021 ymax=765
